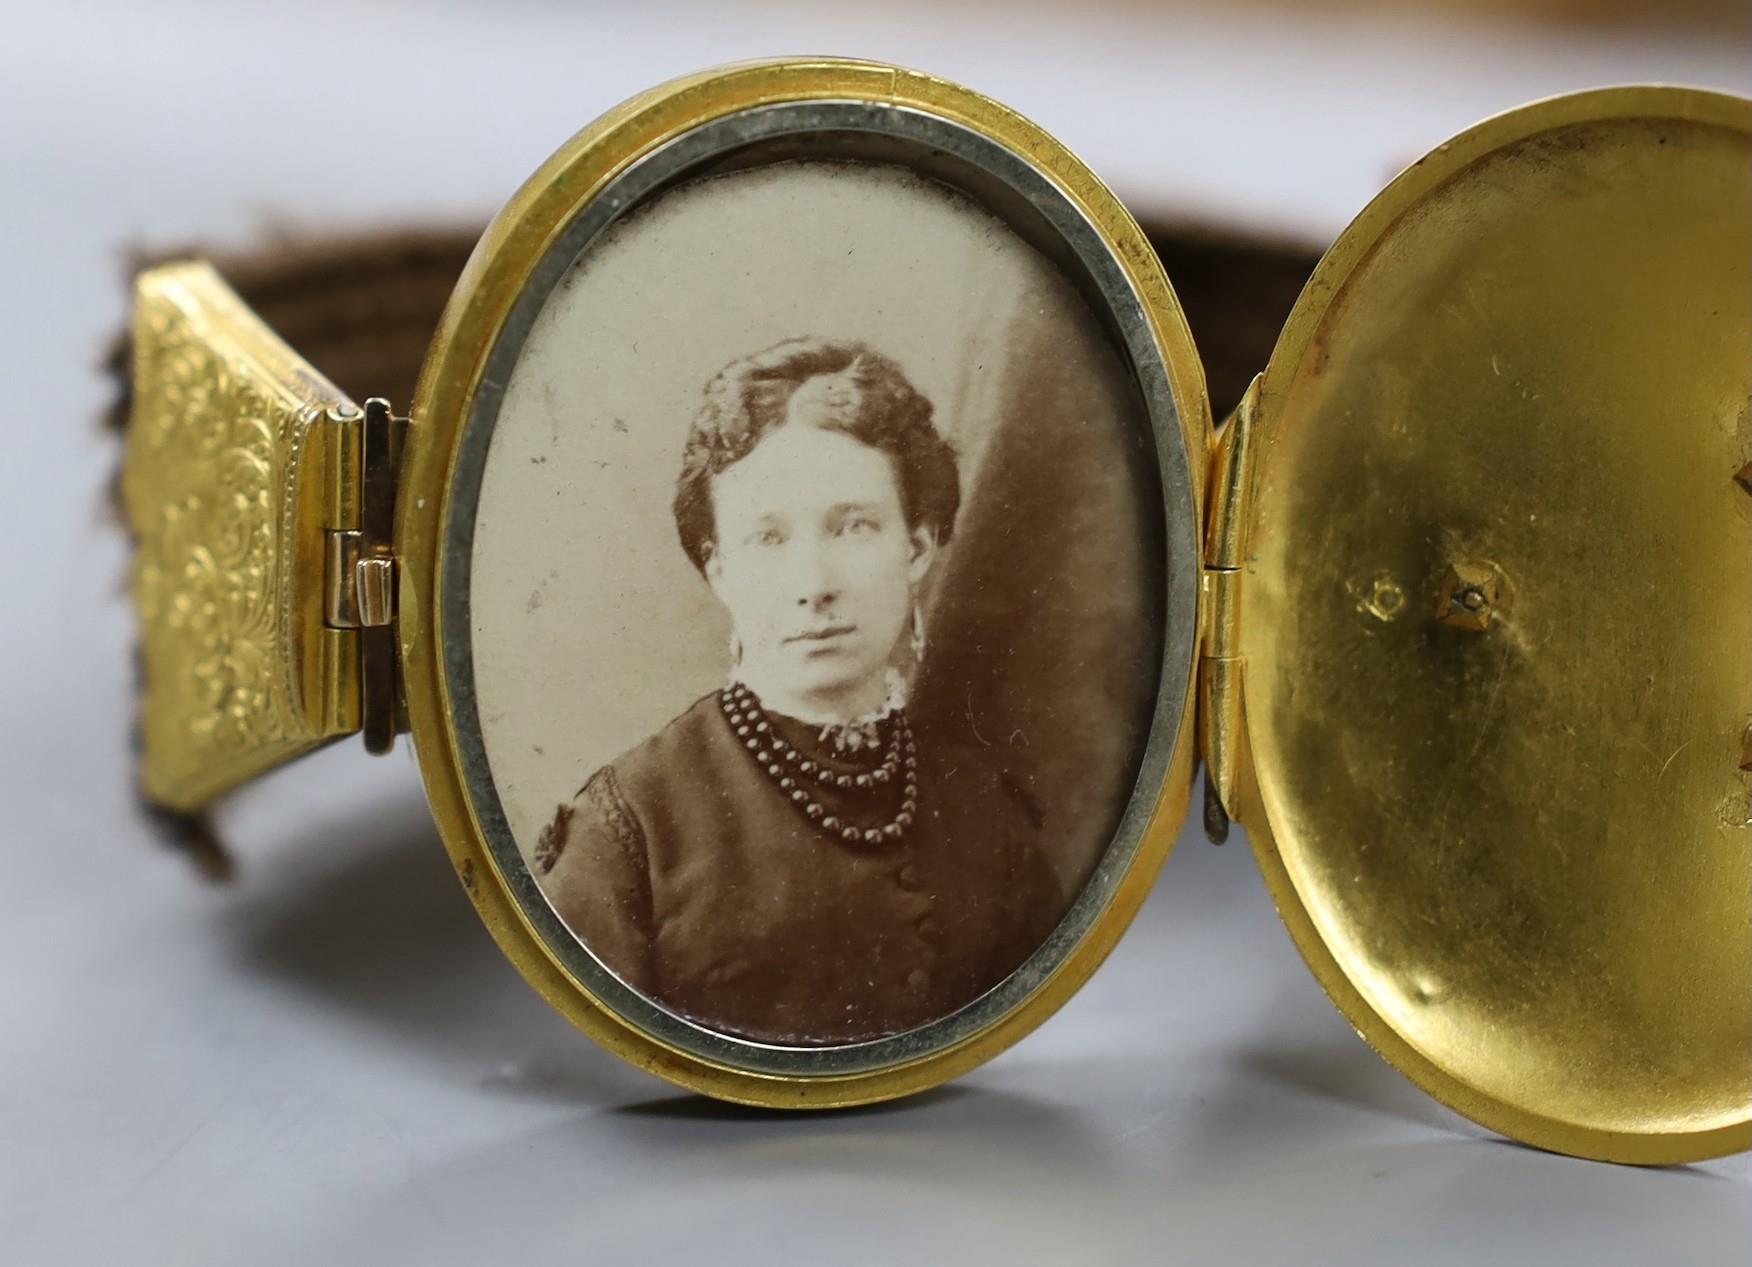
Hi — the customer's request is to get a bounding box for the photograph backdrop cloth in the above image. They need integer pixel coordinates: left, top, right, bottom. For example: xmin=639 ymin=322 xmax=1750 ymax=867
xmin=471 ymin=160 xmax=1165 ymax=893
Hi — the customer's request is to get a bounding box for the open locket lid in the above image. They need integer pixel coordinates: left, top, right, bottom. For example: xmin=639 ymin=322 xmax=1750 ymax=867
xmin=1207 ymin=86 xmax=1750 ymax=1164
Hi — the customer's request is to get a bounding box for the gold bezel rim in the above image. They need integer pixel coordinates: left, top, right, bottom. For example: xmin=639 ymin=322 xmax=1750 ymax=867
xmin=1247 ymin=84 xmax=1752 ymax=1165
xmin=397 ymin=58 xmax=1211 ymax=1106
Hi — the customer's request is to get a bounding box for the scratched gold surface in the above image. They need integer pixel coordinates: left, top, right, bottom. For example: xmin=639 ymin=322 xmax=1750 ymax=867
xmin=1241 ymin=91 xmax=1750 ymax=1161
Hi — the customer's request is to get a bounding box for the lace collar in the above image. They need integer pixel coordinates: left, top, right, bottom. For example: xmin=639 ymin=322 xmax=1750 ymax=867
xmin=728 ymin=667 xmax=909 ymax=756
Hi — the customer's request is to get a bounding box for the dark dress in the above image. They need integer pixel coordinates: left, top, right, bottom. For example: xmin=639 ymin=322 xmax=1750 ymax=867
xmin=533 ymin=690 xmax=1066 ymax=1045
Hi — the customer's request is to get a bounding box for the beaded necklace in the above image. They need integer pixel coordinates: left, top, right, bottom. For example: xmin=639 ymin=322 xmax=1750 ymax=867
xmin=718 ymin=681 xmax=919 ymax=844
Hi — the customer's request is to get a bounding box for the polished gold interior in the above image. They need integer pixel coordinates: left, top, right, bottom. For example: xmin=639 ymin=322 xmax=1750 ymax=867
xmin=1242 ymin=93 xmax=1750 ymax=1156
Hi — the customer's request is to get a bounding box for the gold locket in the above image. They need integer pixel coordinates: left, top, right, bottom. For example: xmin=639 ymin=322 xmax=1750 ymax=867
xmin=121 ymin=60 xmax=1751 ymax=1163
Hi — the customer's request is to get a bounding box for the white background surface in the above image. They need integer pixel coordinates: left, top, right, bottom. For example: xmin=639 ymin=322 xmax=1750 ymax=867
xmin=1 ymin=2 xmax=1747 ymax=1262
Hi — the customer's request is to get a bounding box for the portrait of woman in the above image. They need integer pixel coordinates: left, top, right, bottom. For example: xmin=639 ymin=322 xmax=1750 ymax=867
xmin=532 ymin=338 xmax=1065 ymax=1045
xmin=467 ymin=158 xmax=1167 ymax=1053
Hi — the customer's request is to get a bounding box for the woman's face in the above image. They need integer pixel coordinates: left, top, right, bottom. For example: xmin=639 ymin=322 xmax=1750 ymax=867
xmin=705 ymin=417 xmax=935 ymax=719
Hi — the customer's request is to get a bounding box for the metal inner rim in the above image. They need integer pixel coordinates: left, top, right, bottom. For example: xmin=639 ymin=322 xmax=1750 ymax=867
xmin=440 ymin=99 xmax=1200 ymax=1077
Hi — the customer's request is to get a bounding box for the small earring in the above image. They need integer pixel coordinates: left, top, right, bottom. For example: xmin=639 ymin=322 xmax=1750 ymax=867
xmin=729 ymin=632 xmax=743 ymax=668
xmin=910 ymin=605 xmax=927 ymax=662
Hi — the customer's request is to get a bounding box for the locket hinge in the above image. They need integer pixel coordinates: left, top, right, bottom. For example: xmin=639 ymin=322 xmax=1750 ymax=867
xmin=322 ymin=396 xmax=406 ymax=755
xmin=1199 ymin=373 xmax=1261 ymax=843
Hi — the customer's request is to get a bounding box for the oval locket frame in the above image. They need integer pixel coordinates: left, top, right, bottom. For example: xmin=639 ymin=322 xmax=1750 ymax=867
xmin=398 ymin=61 xmax=1211 ymax=1104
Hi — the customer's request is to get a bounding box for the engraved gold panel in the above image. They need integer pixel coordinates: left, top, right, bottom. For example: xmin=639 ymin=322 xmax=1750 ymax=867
xmin=123 ymin=263 xmax=362 ymax=809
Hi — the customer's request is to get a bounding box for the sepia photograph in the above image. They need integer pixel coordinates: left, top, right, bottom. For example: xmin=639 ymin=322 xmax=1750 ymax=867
xmin=469 ymin=159 xmax=1169 ymax=1045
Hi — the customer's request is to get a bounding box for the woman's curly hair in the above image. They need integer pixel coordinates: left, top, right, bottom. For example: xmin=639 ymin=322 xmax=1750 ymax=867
xmin=673 ymin=337 xmax=961 ymax=572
